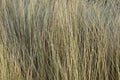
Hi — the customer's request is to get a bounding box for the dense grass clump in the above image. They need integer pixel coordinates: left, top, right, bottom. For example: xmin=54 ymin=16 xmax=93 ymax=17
xmin=0 ymin=0 xmax=120 ymax=80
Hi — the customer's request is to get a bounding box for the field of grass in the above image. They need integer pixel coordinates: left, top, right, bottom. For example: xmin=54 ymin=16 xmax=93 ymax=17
xmin=0 ymin=0 xmax=120 ymax=80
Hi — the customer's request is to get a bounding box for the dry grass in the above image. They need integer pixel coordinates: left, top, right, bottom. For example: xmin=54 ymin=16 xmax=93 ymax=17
xmin=0 ymin=0 xmax=120 ymax=80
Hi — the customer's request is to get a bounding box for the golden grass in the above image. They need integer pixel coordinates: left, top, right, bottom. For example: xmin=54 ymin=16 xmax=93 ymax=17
xmin=0 ymin=0 xmax=120 ymax=80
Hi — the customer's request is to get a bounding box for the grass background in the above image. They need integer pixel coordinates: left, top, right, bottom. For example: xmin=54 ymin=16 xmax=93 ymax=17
xmin=0 ymin=0 xmax=120 ymax=80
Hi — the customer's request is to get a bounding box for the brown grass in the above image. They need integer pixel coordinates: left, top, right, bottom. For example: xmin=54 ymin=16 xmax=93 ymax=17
xmin=0 ymin=0 xmax=120 ymax=80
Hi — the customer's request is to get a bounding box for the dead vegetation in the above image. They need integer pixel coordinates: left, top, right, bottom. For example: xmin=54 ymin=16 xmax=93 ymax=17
xmin=0 ymin=0 xmax=120 ymax=80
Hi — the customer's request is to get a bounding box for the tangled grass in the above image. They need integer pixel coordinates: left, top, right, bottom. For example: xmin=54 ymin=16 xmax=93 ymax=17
xmin=0 ymin=0 xmax=120 ymax=80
